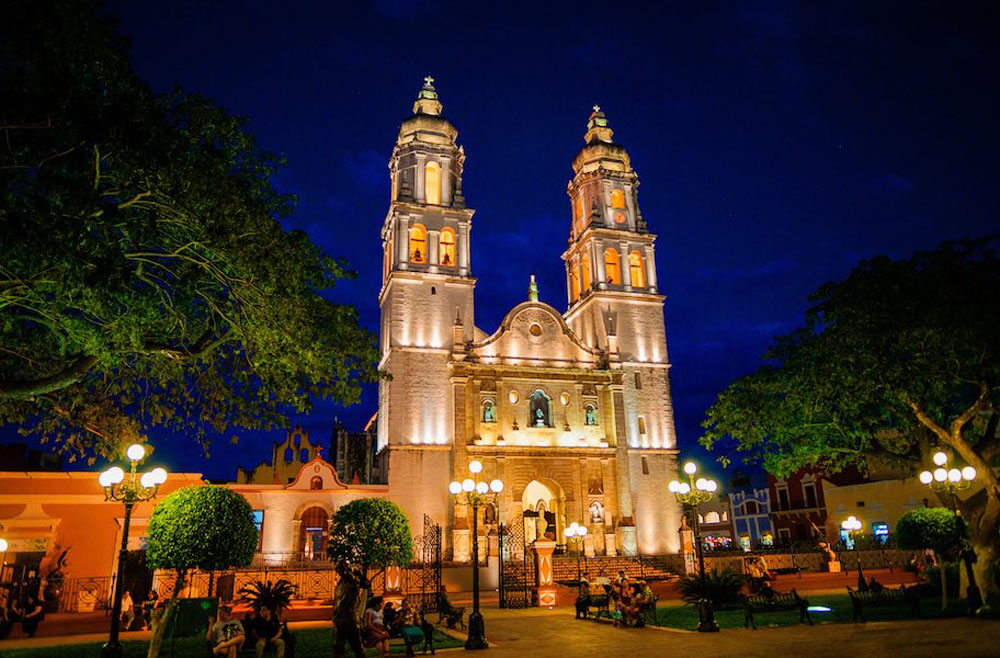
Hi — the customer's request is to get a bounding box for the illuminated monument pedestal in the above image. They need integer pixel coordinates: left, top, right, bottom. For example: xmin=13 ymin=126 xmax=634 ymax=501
xmin=826 ymin=560 xmax=842 ymax=573
xmin=532 ymin=540 xmax=557 ymax=607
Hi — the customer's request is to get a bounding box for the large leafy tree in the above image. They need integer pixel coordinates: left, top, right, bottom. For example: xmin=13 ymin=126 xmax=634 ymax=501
xmin=896 ymin=507 xmax=960 ymax=610
xmin=0 ymin=2 xmax=377 ymax=458
xmin=327 ymin=498 xmax=414 ymax=570
xmin=701 ymin=240 xmax=1000 ymax=600
xmin=146 ymin=485 xmax=258 ymax=658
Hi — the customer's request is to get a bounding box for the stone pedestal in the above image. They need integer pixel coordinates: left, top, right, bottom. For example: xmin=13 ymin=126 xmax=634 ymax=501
xmin=532 ymin=540 xmax=557 ymax=607
xmin=583 ymin=535 xmax=595 ymax=558
xmin=604 ymin=533 xmax=617 ymax=556
xmin=825 ymin=560 xmax=841 ymax=573
xmin=619 ymin=525 xmax=638 ymax=557
xmin=453 ymin=529 xmax=470 ymax=563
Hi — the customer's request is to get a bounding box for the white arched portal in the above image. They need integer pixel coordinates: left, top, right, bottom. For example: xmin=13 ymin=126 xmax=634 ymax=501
xmin=521 ymin=478 xmax=566 ymax=545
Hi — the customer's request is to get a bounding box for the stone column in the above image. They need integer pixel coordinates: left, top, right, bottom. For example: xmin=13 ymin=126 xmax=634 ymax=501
xmin=594 ymin=240 xmax=607 ymax=285
xmin=458 ymin=223 xmax=470 ymax=274
xmin=415 ymin=154 xmax=426 ymax=203
xmin=619 ymin=241 xmax=632 ymax=288
xmin=440 ymin=156 xmax=452 ymax=206
xmin=644 ymin=245 xmax=658 ymax=292
xmin=397 ymin=217 xmax=409 ymax=265
xmin=428 ymin=229 xmax=441 ymax=269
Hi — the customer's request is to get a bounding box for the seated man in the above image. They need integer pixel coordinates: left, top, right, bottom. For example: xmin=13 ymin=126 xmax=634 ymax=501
xmin=254 ymin=607 xmax=286 ymax=658
xmin=207 ymin=606 xmax=245 ymax=658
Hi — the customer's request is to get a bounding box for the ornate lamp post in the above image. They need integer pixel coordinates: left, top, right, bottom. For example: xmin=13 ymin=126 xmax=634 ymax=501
xmin=448 ymin=460 xmax=502 ymax=650
xmin=669 ymin=460 xmax=719 ymax=633
xmin=918 ymin=450 xmax=983 ymax=614
xmin=99 ymin=444 xmax=167 ymax=658
xmin=563 ymin=522 xmax=589 ymax=583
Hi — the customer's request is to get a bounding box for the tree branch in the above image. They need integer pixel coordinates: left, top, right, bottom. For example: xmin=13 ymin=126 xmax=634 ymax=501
xmin=0 ymin=355 xmax=98 ymax=400
xmin=950 ymin=381 xmax=990 ymax=438
xmin=905 ymin=399 xmax=950 ymax=444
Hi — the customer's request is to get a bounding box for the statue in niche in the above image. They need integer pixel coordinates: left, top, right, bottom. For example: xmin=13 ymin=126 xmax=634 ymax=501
xmin=529 ymin=389 xmax=551 ymax=427
xmin=585 ymin=405 xmax=598 ymax=426
xmin=590 ymin=501 xmax=604 ymax=524
xmin=534 ymin=407 xmax=545 ymax=427
xmin=482 ymin=401 xmax=496 ymax=423
xmin=535 ymin=502 xmax=549 ymax=541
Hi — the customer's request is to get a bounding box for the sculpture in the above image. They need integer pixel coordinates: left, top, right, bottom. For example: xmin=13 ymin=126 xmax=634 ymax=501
xmin=483 ymin=402 xmax=495 ymax=423
xmin=585 ymin=406 xmax=597 ymax=426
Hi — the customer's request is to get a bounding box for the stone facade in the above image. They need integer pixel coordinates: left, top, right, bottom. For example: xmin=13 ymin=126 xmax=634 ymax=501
xmin=378 ymin=81 xmax=682 ymax=560
xmin=236 ymin=426 xmax=321 ymax=485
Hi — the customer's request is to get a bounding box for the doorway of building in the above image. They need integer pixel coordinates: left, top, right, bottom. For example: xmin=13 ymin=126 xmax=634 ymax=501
xmin=521 ymin=479 xmax=564 ymax=545
xmin=299 ymin=507 xmax=329 ymax=561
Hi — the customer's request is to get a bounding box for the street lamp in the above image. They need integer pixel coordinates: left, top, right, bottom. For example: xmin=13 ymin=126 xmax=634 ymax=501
xmin=918 ymin=451 xmax=983 ymax=614
xmin=99 ymin=444 xmax=167 ymax=658
xmin=841 ymin=516 xmax=866 ymax=588
xmin=448 ymin=460 xmax=502 ymax=650
xmin=563 ymin=522 xmax=589 ymax=583
xmin=669 ymin=460 xmax=719 ymax=632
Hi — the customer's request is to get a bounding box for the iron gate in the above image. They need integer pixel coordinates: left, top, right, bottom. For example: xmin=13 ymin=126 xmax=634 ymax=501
xmin=498 ymin=512 xmax=535 ymax=608
xmin=408 ymin=514 xmax=442 ymax=612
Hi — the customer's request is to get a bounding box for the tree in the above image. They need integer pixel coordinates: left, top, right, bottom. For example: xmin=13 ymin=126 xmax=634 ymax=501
xmin=0 ymin=2 xmax=378 ymax=460
xmin=896 ymin=507 xmax=960 ymax=610
xmin=327 ymin=498 xmax=413 ymax=571
xmin=145 ymin=485 xmax=258 ymax=658
xmin=701 ymin=240 xmax=1000 ymax=602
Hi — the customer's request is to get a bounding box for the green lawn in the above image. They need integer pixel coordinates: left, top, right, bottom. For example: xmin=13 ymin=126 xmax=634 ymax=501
xmin=3 ymin=627 xmax=463 ymax=658
xmin=652 ymin=594 xmax=973 ymax=631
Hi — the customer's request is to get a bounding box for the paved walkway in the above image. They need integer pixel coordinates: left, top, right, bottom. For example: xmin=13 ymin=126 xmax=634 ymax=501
xmin=481 ymin=606 xmax=997 ymax=658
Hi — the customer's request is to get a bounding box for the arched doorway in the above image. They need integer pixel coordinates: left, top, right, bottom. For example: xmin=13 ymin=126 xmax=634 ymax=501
xmin=521 ymin=479 xmax=565 ymax=545
xmin=299 ymin=506 xmax=329 ymax=561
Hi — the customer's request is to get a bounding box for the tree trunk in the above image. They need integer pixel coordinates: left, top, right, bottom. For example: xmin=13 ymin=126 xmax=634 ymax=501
xmin=147 ymin=569 xmax=186 ymax=658
xmin=963 ymin=489 xmax=1000 ymax=605
xmin=972 ymin=539 xmax=998 ymax=606
xmin=940 ymin=563 xmax=948 ymax=612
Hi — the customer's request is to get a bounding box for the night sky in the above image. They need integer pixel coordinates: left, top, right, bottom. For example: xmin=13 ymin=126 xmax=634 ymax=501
xmin=84 ymin=1 xmax=998 ymax=481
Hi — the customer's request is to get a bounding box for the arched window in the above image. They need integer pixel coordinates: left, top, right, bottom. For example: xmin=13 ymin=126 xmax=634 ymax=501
xmin=581 ymin=252 xmax=591 ymax=292
xmin=409 ymin=224 xmax=426 ymax=263
xmin=383 ymin=239 xmax=392 ymax=281
xmin=705 ymin=511 xmax=721 ymax=524
xmin=300 ymin=506 xmax=329 ymax=560
xmin=744 ymin=501 xmax=759 ymax=515
xmin=698 ymin=514 xmax=704 ymax=524
xmin=284 ymin=448 xmax=293 ymax=462
xmin=722 ymin=511 xmax=729 ymax=522
xmin=574 ymin=195 xmax=583 ymax=231
xmin=570 ymin=265 xmax=580 ymax=302
xmin=310 ymin=476 xmax=323 ymax=490
xmin=604 ymin=248 xmax=620 ymax=285
xmin=612 ymin=189 xmax=627 ymax=225
xmin=529 ymin=389 xmax=552 ymax=428
xmin=424 ymin=161 xmax=441 ymax=205
xmin=300 ymin=449 xmax=309 ymax=462
xmin=629 ymin=251 xmax=645 ymax=287
xmin=440 ymin=227 xmax=456 ymax=266
xmin=482 ymin=400 xmax=496 ymax=423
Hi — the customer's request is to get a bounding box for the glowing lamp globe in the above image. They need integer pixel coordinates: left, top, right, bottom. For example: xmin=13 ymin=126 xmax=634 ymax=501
xmin=579 ymin=526 xmax=588 ymax=537
xmin=564 ymin=527 xmax=573 ymax=538
xmin=475 ymin=481 xmax=489 ymax=494
xmin=933 ymin=468 xmax=947 ymax=482
xmin=106 ymin=466 xmax=125 ymax=485
xmin=0 ymin=539 xmax=7 ymax=552
xmin=695 ymin=478 xmax=707 ymax=491
xmin=469 ymin=460 xmax=483 ymax=474
xmin=961 ymin=466 xmax=977 ymax=481
xmin=98 ymin=470 xmax=112 ymax=488
xmin=150 ymin=467 xmax=168 ymax=485
xmin=462 ymin=478 xmax=475 ymax=493
xmin=707 ymin=480 xmax=718 ymax=492
xmin=489 ymin=479 xmax=504 ymax=493
xmin=568 ymin=522 xmax=578 ymax=532
xmin=449 ymin=481 xmax=462 ymax=495
xmin=919 ymin=471 xmax=933 ymax=485
xmin=933 ymin=451 xmax=948 ymax=466
xmin=126 ymin=444 xmax=146 ymax=462
xmin=668 ymin=481 xmax=680 ymax=493
xmin=948 ymin=468 xmax=961 ymax=483
xmin=678 ymin=482 xmax=691 ymax=494
xmin=683 ymin=462 xmax=697 ymax=475
xmin=140 ymin=472 xmax=156 ymax=488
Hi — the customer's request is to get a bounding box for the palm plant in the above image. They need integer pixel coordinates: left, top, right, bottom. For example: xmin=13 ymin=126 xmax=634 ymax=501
xmin=678 ymin=569 xmax=745 ymax=609
xmin=239 ymin=578 xmax=298 ymax=614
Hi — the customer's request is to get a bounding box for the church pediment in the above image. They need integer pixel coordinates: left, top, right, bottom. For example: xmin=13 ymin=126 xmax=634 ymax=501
xmin=467 ymin=302 xmax=604 ymax=368
xmin=285 ymin=457 xmax=347 ymax=490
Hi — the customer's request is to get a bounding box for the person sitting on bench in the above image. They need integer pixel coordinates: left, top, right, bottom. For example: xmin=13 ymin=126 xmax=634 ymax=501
xmin=207 ymin=605 xmax=245 ymax=658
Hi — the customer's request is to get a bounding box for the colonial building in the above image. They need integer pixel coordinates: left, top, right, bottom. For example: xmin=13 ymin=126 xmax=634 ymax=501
xmin=236 ymin=426 xmax=321 ymax=485
xmin=377 ymin=78 xmax=683 ymax=560
xmin=729 ymin=488 xmax=773 ymax=550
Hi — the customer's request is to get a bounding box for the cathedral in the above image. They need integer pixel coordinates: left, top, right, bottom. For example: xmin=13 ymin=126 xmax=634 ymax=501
xmin=379 ymin=78 xmax=683 ymax=560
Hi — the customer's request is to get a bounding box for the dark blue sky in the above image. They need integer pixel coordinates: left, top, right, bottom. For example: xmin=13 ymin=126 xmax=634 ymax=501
xmin=98 ymin=0 xmax=997 ymax=481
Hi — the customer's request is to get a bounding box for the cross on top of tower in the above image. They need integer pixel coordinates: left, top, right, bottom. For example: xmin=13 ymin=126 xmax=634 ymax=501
xmin=424 ymin=75 xmax=435 ymax=86
xmin=592 ymin=104 xmax=601 ymax=113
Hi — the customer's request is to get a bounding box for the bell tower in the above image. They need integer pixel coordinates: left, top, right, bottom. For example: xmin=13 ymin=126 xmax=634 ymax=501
xmin=562 ymin=106 xmax=682 ymax=554
xmin=379 ymin=77 xmax=476 ymax=533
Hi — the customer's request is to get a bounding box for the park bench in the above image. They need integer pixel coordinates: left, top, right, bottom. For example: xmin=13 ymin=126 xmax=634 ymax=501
xmin=581 ymin=592 xmax=613 ymax=621
xmin=743 ymin=589 xmax=813 ymax=630
xmin=638 ymin=593 xmax=658 ymax=626
xmin=846 ymin=584 xmax=921 ymax=622
xmin=436 ymin=593 xmax=466 ymax=630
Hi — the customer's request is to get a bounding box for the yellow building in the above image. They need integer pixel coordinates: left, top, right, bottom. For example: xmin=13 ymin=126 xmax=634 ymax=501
xmin=236 ymin=425 xmax=321 ymax=485
xmin=378 ymin=79 xmax=683 ymax=560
